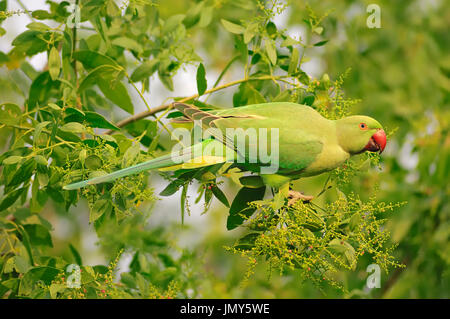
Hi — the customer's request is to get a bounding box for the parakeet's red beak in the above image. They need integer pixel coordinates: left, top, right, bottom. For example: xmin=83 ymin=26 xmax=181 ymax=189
xmin=365 ymin=129 xmax=386 ymax=153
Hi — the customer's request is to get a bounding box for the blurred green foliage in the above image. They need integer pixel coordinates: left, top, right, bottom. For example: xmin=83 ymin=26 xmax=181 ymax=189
xmin=0 ymin=0 xmax=448 ymax=298
xmin=295 ymin=0 xmax=450 ymax=298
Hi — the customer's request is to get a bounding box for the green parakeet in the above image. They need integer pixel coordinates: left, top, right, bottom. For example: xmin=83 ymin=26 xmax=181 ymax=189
xmin=64 ymin=102 xmax=386 ymax=194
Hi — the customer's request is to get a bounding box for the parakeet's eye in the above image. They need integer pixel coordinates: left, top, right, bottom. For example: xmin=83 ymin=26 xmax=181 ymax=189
xmin=359 ymin=123 xmax=368 ymax=130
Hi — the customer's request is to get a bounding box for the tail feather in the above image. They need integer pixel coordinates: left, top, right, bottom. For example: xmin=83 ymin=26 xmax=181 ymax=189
xmin=63 ymin=139 xmax=232 ymax=190
xmin=63 ymin=153 xmax=178 ymax=190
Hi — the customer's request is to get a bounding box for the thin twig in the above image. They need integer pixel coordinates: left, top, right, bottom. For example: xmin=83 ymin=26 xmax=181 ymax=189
xmin=15 ymin=0 xmax=33 ymax=20
xmin=7 ymin=124 xmax=77 ymax=148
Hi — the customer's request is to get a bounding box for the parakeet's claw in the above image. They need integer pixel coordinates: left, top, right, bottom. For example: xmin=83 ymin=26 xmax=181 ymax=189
xmin=288 ymin=190 xmax=314 ymax=205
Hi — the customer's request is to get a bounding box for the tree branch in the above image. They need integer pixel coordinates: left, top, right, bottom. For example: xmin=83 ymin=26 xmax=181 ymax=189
xmin=106 ymin=75 xmax=284 ymax=134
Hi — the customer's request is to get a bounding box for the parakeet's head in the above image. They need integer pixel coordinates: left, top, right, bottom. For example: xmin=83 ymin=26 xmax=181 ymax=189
xmin=336 ymin=116 xmax=386 ymax=154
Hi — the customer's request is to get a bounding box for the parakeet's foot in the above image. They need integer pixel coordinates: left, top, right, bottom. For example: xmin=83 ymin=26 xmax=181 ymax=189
xmin=288 ymin=190 xmax=314 ymax=206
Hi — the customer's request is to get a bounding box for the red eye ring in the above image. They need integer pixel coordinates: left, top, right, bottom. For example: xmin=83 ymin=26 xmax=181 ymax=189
xmin=359 ymin=123 xmax=368 ymax=130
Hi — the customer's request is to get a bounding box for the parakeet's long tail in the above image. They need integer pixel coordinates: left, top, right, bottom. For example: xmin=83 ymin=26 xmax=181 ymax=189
xmin=63 ymin=139 xmax=232 ymax=190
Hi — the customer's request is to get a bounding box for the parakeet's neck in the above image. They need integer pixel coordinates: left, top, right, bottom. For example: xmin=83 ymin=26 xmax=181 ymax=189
xmin=335 ymin=119 xmax=350 ymax=153
xmin=297 ymin=119 xmax=350 ymax=177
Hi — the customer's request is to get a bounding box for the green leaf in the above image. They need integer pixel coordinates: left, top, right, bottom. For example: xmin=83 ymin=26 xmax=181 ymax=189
xmin=250 ymin=53 xmax=261 ymax=65
xmin=106 ymin=0 xmax=120 ymax=16
xmin=33 ymin=121 xmax=51 ymax=146
xmin=135 ymin=272 xmax=150 ymax=296
xmin=313 ymin=40 xmax=329 ymax=47
xmin=221 ymin=19 xmax=245 ymax=34
xmin=78 ymin=64 xmax=132 ymax=114
xmin=145 ymin=120 xmax=158 ymax=138
xmin=198 ymin=6 xmax=213 ymax=27
xmin=99 ymin=134 xmax=118 ymax=146
xmin=235 ymin=35 xmax=248 ymax=63
xmin=239 ymin=175 xmax=265 ymax=188
xmin=37 ymin=171 xmax=49 ymax=187
xmin=93 ymin=15 xmax=110 ymax=46
xmin=235 ymin=232 xmax=260 ymax=250
xmin=266 ymin=21 xmax=277 ymax=36
xmin=130 ymin=60 xmax=158 ymax=82
xmin=158 ymin=72 xmax=174 ymax=91
xmin=246 ymin=84 xmax=266 ymax=104
xmin=302 ymin=93 xmax=315 ymax=106
xmin=28 ymin=72 xmax=60 ymax=109
xmin=160 ymin=179 xmax=185 ymax=196
xmin=12 ymin=30 xmax=47 ymax=56
xmin=90 ymin=199 xmax=112 ymax=223
xmin=281 ymin=36 xmax=298 ymax=47
xmin=0 ymin=51 xmax=8 ymax=63
xmin=85 ymin=155 xmax=103 ymax=170
xmin=19 ymin=267 xmax=60 ymax=295
xmin=272 ymin=191 xmax=286 ymax=210
xmin=4 ymin=258 xmax=15 ymax=273
xmin=328 ymin=238 xmax=348 ymax=253
xmin=180 ymin=184 xmax=188 ymax=224
xmin=47 ymin=187 xmax=64 ymax=203
xmin=121 ymin=272 xmax=136 ymax=288
xmin=0 ymin=103 xmax=21 ymax=125
xmin=205 ymin=186 xmax=213 ymax=207
xmin=122 ymin=143 xmax=140 ymax=167
xmin=328 ymin=238 xmax=356 ymax=268
xmin=34 ymin=155 xmax=48 ymax=166
xmin=112 ymin=37 xmax=143 ymax=53
xmin=113 ymin=134 xmax=133 ymax=155
xmin=65 ymin=106 xmax=85 ymax=117
xmin=7 ymin=256 xmax=31 ymax=274
xmin=265 ymin=39 xmax=277 ymax=65
xmin=48 ymin=103 xmax=61 ymax=111
xmin=272 ymin=90 xmax=291 ymax=102
xmin=78 ymin=65 xmax=117 ymax=92
xmin=48 ymin=47 xmax=61 ymax=81
xmin=211 ymin=185 xmax=230 ymax=207
xmin=183 ymin=2 xmax=203 ymax=28
xmin=23 ymin=224 xmax=53 ymax=247
xmin=298 ymin=71 xmax=310 ymax=85
xmin=244 ymin=23 xmax=258 ymax=44
xmin=196 ymin=63 xmax=207 ymax=96
xmin=27 ymin=22 xmax=51 ymax=32
xmin=349 ymin=213 xmax=361 ymax=231
xmin=227 ymin=186 xmax=266 ymax=230
xmin=288 ymin=47 xmax=299 ymax=74
xmin=73 ymin=50 xmax=119 ymax=70
xmin=20 ymin=61 xmax=38 ymax=80
xmin=69 ymin=244 xmax=83 ymax=265
xmin=3 ymin=156 xmax=23 ymax=165
xmin=31 ymin=178 xmax=48 ymax=212
xmin=84 ymin=111 xmax=119 ymax=131
xmin=162 ymin=14 xmax=186 ymax=34
xmin=98 ymin=78 xmax=134 ymax=114
xmin=313 ymin=26 xmax=323 ymax=35
xmin=8 ymin=159 xmax=35 ymax=187
xmin=60 ymin=122 xmax=86 ymax=134
xmin=32 ymin=10 xmax=53 ymax=20
xmin=49 ymin=283 xmax=65 ymax=299
xmin=78 ymin=149 xmax=87 ymax=166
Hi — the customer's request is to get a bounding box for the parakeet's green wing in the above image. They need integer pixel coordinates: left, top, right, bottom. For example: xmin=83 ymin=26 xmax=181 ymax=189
xmin=174 ymin=102 xmax=325 ymax=173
